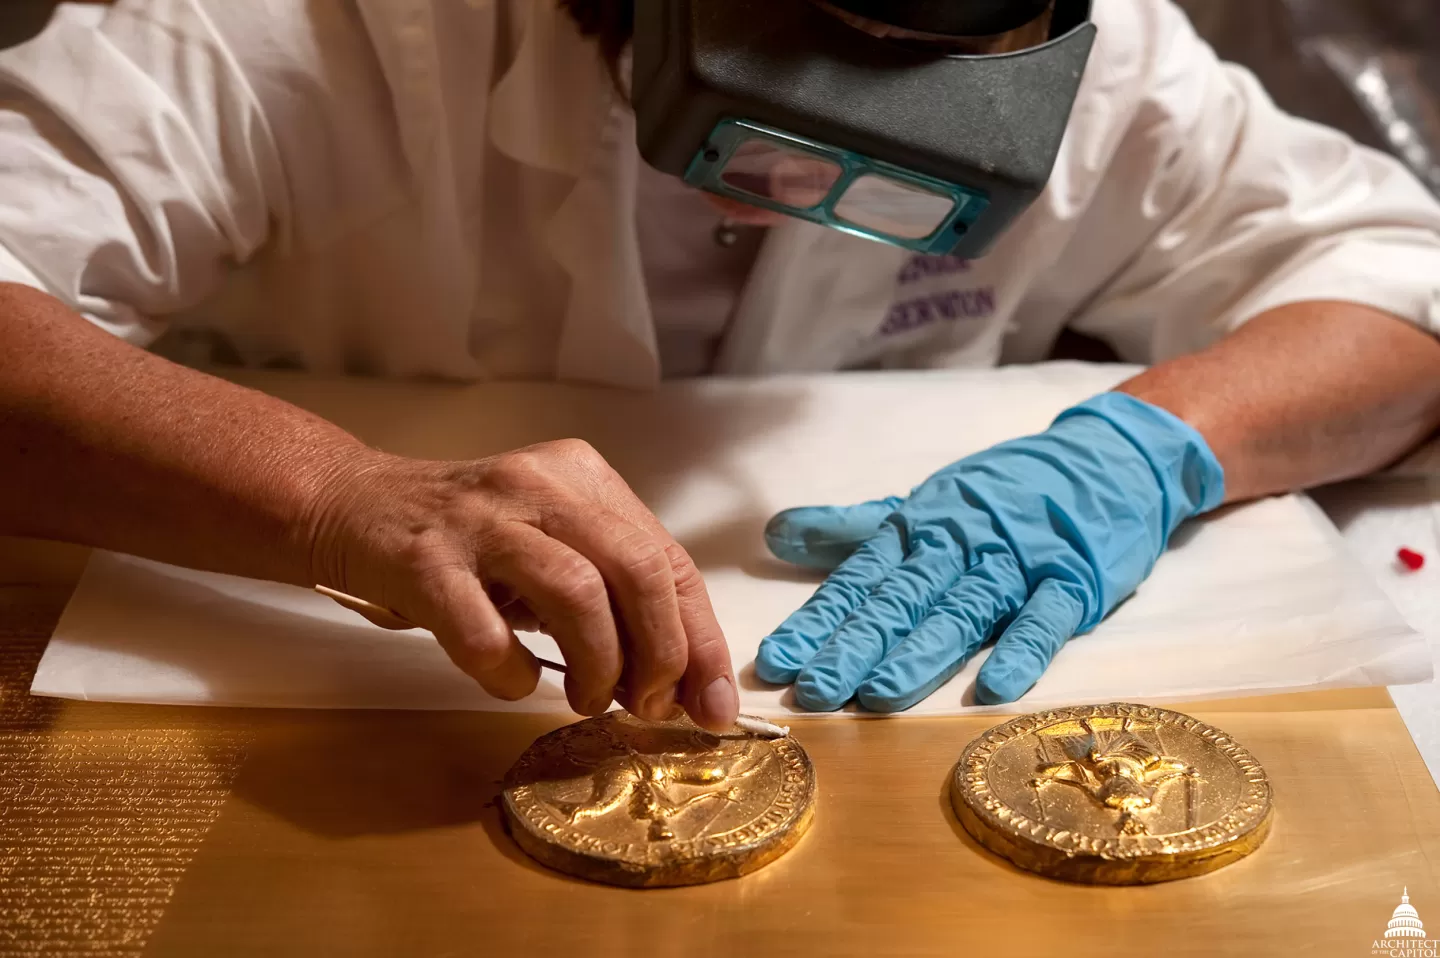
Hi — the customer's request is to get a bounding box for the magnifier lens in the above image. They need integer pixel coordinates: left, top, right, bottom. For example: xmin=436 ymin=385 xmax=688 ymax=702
xmin=698 ymin=121 xmax=981 ymax=250
xmin=833 ymin=174 xmax=957 ymax=239
xmin=719 ymin=138 xmax=842 ymax=210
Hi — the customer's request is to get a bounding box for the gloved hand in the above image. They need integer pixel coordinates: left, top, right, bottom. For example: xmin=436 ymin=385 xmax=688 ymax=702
xmin=754 ymin=392 xmax=1225 ymax=711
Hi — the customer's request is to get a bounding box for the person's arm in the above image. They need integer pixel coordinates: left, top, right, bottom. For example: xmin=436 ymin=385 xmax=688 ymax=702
xmin=0 ymin=3 xmax=740 ymax=730
xmin=1053 ymin=0 xmax=1440 ymax=430
xmin=0 ymin=284 xmax=740 ymax=730
xmin=752 ymin=0 xmax=1440 ymax=714
xmin=752 ymin=298 xmax=1440 ymax=712
xmin=1119 ymin=300 xmax=1440 ymax=502
xmin=0 ymin=281 xmax=362 ymax=584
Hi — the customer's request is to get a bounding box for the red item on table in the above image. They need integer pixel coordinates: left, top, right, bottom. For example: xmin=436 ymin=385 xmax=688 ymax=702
xmin=1397 ymin=547 xmax=1425 ymax=571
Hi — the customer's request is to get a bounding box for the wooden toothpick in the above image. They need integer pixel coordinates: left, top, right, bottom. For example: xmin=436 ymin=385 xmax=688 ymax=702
xmin=312 ymin=585 xmax=790 ymax=738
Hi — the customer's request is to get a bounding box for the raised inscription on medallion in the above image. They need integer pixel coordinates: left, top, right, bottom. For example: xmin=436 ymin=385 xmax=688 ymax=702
xmin=951 ymin=703 xmax=1273 ymax=884
xmin=501 ymin=712 xmax=814 ymax=887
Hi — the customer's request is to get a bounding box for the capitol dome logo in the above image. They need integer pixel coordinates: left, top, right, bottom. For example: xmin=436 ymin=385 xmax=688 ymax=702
xmin=1388 ymin=889 xmax=1428 ymax=939
xmin=1374 ymin=889 xmax=1438 ymax=957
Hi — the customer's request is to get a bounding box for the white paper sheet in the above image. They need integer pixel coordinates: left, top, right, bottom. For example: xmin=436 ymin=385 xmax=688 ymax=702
xmin=31 ymin=364 xmax=1433 ymax=716
xmin=1314 ymin=478 xmax=1440 ymax=781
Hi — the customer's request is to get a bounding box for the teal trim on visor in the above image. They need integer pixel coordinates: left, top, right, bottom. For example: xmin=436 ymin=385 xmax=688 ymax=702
xmin=684 ymin=118 xmax=990 ymax=255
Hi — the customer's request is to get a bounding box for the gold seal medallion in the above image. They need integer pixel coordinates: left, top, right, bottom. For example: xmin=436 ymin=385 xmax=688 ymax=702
xmin=951 ymin=703 xmax=1272 ymax=884
xmin=501 ymin=711 xmax=815 ymax=887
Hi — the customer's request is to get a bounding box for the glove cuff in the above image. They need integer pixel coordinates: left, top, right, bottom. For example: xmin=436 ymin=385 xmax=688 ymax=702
xmin=1055 ymin=392 xmax=1226 ymax=536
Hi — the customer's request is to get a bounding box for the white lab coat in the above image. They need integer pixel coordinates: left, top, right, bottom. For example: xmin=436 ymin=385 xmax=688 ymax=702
xmin=0 ymin=0 xmax=1438 ymax=388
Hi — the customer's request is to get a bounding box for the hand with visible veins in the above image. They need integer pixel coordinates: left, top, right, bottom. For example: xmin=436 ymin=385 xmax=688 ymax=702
xmin=308 ymin=439 xmax=740 ymax=730
xmin=0 ymin=285 xmax=739 ymax=731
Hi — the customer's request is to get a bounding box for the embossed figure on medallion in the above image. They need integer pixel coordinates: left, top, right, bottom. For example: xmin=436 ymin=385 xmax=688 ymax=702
xmin=501 ymin=712 xmax=816 ymax=887
xmin=551 ymin=724 xmax=768 ymax=841
xmin=1030 ymin=716 xmax=1199 ymax=835
xmin=950 ymin=704 xmax=1272 ymax=884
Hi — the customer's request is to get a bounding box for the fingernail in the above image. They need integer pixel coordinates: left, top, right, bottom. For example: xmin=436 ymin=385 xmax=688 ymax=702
xmin=697 ymin=676 xmax=739 ymax=730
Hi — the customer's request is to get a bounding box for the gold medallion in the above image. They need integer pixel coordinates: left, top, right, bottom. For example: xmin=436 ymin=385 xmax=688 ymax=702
xmin=501 ymin=711 xmax=815 ymax=887
xmin=950 ymin=703 xmax=1273 ymax=884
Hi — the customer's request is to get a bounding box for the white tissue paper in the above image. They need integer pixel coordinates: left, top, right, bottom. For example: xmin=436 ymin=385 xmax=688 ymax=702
xmin=31 ymin=363 xmax=1432 ymax=716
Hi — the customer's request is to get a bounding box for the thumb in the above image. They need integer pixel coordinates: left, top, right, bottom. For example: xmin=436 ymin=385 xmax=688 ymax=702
xmin=764 ymin=496 xmax=904 ymax=571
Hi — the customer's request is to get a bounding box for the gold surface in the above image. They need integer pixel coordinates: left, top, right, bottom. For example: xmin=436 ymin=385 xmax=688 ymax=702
xmin=952 ymin=703 xmax=1273 ymax=884
xmin=3 ymin=547 xmax=1440 ymax=957
xmin=0 ymin=585 xmax=250 ymax=957
xmin=501 ymin=711 xmax=814 ymax=887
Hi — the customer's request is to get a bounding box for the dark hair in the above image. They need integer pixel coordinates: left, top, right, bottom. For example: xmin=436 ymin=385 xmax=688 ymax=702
xmin=558 ymin=0 xmax=634 ymax=89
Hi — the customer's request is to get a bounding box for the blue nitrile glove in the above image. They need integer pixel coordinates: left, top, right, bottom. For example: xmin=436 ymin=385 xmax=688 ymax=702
xmin=754 ymin=393 xmax=1225 ymax=711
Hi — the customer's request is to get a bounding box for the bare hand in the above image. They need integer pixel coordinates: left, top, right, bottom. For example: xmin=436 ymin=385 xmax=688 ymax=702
xmin=306 ymin=440 xmax=738 ymax=730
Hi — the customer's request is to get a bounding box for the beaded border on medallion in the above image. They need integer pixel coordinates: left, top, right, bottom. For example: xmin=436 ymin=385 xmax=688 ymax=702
xmin=952 ymin=703 xmax=1273 ymax=865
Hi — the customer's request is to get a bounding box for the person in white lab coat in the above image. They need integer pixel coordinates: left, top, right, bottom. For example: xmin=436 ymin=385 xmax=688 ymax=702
xmin=1 ymin=0 xmax=1439 ymax=731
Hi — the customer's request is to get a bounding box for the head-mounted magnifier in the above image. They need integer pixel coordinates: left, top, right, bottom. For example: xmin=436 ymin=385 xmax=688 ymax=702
xmin=632 ymin=0 xmax=1095 ymax=257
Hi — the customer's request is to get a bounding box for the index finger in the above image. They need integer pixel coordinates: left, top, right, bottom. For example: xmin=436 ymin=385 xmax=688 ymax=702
xmin=754 ymin=522 xmax=906 ymax=686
